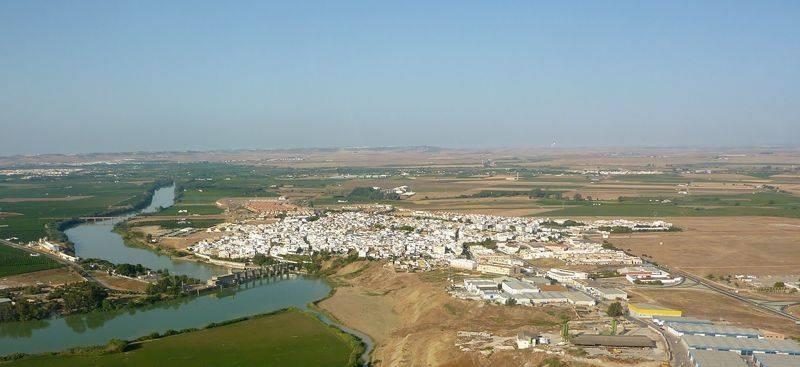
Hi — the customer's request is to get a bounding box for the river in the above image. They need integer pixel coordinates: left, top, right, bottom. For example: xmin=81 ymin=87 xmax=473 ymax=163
xmin=65 ymin=185 xmax=227 ymax=281
xmin=0 ymin=184 xmax=374 ymax=364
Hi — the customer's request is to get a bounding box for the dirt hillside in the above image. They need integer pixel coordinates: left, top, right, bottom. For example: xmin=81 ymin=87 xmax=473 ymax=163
xmin=319 ymin=262 xmax=577 ymax=367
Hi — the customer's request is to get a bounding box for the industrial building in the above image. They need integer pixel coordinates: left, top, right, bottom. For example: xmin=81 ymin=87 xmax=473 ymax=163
xmin=688 ymin=349 xmax=747 ymax=367
xmin=681 ymin=335 xmax=800 ymax=355
xmin=753 ymin=353 xmax=800 ymax=367
xmin=464 ymin=279 xmax=498 ymax=294
xmin=514 ymin=291 xmax=596 ymax=306
xmin=521 ymin=276 xmax=551 ymax=286
xmin=666 ymin=323 xmax=763 ymax=339
xmin=628 ymin=303 xmax=682 ymax=318
xmin=476 ymin=263 xmax=517 ymax=276
xmin=571 ymin=335 xmax=655 ymax=348
xmin=545 ymin=268 xmax=588 ymax=284
xmin=587 ymin=287 xmax=628 ymax=300
xmin=501 ymin=279 xmax=539 ymax=294
xmin=653 ymin=316 xmax=712 ymax=326
xmin=515 ymin=331 xmax=541 ymax=349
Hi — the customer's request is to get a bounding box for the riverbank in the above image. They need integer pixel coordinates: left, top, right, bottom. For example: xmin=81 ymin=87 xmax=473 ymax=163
xmin=53 ymin=179 xmax=174 ymax=251
xmin=0 ymin=275 xmax=332 ymax=356
xmin=66 ymin=185 xmax=227 ymax=281
xmin=0 ymin=308 xmax=363 ymax=367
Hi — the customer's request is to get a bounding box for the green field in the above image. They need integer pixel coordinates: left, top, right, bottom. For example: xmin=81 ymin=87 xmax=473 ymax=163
xmin=0 ymin=174 xmax=165 ymax=242
xmin=0 ymin=244 xmax=61 ymax=277
xmin=3 ymin=310 xmax=362 ymax=367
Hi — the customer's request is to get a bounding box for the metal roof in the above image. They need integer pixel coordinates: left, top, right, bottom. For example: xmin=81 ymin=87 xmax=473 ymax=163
xmin=503 ymin=279 xmax=536 ymax=290
xmin=668 ymin=323 xmax=762 ymax=337
xmin=564 ymin=292 xmax=595 ymax=303
xmin=572 ymin=335 xmax=655 ymax=348
xmin=630 ymin=303 xmax=677 ymax=311
xmin=689 ymin=349 xmax=747 ymax=367
xmin=517 ymin=291 xmax=593 ymax=302
xmin=682 ymin=335 xmax=800 ymax=354
xmin=653 ymin=316 xmax=712 ymax=324
xmin=753 ymin=353 xmax=800 ymax=367
xmin=593 ymin=287 xmax=627 ymax=295
xmin=524 ymin=291 xmax=568 ymax=300
xmin=465 ymin=279 xmax=497 ymax=286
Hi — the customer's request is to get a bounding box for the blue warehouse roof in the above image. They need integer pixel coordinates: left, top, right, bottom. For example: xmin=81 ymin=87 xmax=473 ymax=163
xmin=683 ymin=335 xmax=800 ymax=355
xmin=669 ymin=323 xmax=762 ymax=338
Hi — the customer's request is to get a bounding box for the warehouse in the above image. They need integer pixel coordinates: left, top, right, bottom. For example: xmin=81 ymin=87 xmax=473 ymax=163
xmin=628 ymin=303 xmax=682 ymax=318
xmin=754 ymin=353 xmax=800 ymax=367
xmin=653 ymin=316 xmax=712 ymax=326
xmin=464 ymin=279 xmax=498 ymax=294
xmin=666 ymin=323 xmax=762 ymax=339
xmin=571 ymin=335 xmax=655 ymax=348
xmin=501 ymin=279 xmax=539 ymax=294
xmin=688 ymin=349 xmax=747 ymax=367
xmin=589 ymin=287 xmax=628 ymax=300
xmin=681 ymin=335 xmax=800 ymax=355
xmin=522 ymin=291 xmax=596 ymax=306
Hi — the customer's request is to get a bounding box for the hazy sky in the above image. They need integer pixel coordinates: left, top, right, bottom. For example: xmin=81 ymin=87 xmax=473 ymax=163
xmin=1 ymin=1 xmax=798 ymax=155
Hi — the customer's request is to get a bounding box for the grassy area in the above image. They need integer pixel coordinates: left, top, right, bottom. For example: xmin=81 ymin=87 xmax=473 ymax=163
xmin=3 ymin=309 xmax=362 ymax=367
xmin=0 ymin=244 xmax=61 ymax=276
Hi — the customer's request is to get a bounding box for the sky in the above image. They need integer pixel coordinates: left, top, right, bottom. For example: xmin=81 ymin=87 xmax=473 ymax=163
xmin=1 ymin=1 xmax=799 ymax=155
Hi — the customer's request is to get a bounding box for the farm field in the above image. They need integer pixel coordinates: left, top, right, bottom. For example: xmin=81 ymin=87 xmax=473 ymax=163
xmin=127 ymin=218 xmax=225 ymax=230
xmin=0 ymin=267 xmax=82 ymax=290
xmin=2 ymin=309 xmax=362 ymax=367
xmin=627 ymin=287 xmax=799 ymax=337
xmin=0 ymin=244 xmax=61 ymax=277
xmin=0 ymin=175 xmax=162 ymax=242
xmin=608 ymin=216 xmax=800 ymax=276
xmin=531 ymin=192 xmax=800 ymax=219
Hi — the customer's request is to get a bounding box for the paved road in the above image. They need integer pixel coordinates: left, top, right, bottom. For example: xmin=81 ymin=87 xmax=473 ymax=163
xmin=666 ymin=267 xmax=800 ymax=323
xmin=626 ymin=315 xmax=688 ymax=367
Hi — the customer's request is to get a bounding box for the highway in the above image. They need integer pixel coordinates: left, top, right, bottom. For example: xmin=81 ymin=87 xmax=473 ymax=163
xmin=668 ymin=267 xmax=800 ymax=323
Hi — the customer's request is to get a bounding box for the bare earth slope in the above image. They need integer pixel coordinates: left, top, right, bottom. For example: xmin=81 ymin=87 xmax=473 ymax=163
xmin=319 ymin=262 xmax=578 ymax=367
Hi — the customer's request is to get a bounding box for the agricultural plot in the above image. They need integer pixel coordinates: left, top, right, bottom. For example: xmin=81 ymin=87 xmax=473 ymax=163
xmin=128 ymin=218 xmax=224 ymax=229
xmin=0 ymin=173 xmax=163 ymax=242
xmin=533 ymin=192 xmax=800 ymax=218
xmin=5 ymin=310 xmax=362 ymax=367
xmin=0 ymin=244 xmax=61 ymax=277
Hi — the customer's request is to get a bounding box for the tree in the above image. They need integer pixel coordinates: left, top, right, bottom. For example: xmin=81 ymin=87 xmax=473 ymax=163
xmin=505 ymin=298 xmax=517 ymax=306
xmin=60 ymin=283 xmax=108 ymax=312
xmin=601 ymin=241 xmax=617 ymax=250
xmin=774 ymin=281 xmax=785 ymax=289
xmin=252 ymin=253 xmax=272 ymax=266
xmin=606 ymin=302 xmax=624 ymax=318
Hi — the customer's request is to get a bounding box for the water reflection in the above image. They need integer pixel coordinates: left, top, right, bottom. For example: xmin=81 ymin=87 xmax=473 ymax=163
xmin=66 ymin=185 xmax=227 ymax=281
xmin=0 ymin=319 xmax=49 ymax=338
xmin=0 ymin=277 xmax=331 ymax=356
